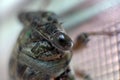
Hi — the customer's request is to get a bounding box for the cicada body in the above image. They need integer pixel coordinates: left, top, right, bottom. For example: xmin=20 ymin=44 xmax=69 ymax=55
xmin=9 ymin=11 xmax=74 ymax=80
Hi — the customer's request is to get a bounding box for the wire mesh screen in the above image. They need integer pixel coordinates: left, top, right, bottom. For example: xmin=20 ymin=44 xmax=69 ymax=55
xmin=76 ymin=23 xmax=120 ymax=80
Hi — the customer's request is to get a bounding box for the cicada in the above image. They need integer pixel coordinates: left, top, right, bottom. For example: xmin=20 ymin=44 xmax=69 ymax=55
xmin=9 ymin=11 xmax=113 ymax=80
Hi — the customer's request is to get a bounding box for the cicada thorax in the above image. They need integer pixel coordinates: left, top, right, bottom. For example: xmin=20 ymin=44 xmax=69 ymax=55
xmin=18 ymin=25 xmax=67 ymax=60
xmin=9 ymin=11 xmax=73 ymax=80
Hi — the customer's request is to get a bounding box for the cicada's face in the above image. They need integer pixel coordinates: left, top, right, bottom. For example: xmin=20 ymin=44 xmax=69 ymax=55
xmin=19 ymin=11 xmax=73 ymax=51
xmin=18 ymin=11 xmax=73 ymax=62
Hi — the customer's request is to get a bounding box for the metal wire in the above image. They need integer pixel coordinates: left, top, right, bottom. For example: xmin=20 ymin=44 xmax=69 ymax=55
xmin=78 ymin=22 xmax=120 ymax=80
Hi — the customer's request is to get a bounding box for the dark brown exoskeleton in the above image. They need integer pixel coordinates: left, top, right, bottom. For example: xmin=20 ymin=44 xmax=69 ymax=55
xmin=9 ymin=11 xmax=75 ymax=80
xmin=9 ymin=11 xmax=114 ymax=80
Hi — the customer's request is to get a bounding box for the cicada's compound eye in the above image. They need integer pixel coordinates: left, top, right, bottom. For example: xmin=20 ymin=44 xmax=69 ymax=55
xmin=51 ymin=32 xmax=73 ymax=51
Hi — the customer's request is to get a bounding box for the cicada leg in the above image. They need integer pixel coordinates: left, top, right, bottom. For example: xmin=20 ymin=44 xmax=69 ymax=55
xmin=54 ymin=68 xmax=92 ymax=80
xmin=72 ymin=33 xmax=89 ymax=51
xmin=74 ymin=69 xmax=92 ymax=80
xmin=54 ymin=67 xmax=75 ymax=80
xmin=72 ymin=30 xmax=116 ymax=51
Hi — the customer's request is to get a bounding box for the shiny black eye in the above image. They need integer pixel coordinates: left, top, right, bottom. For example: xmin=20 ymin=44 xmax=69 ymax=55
xmin=58 ymin=35 xmax=67 ymax=47
xmin=57 ymin=34 xmax=73 ymax=50
xmin=51 ymin=32 xmax=73 ymax=51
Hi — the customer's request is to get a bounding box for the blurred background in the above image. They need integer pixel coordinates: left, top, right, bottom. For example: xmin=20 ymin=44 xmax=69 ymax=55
xmin=0 ymin=0 xmax=120 ymax=80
